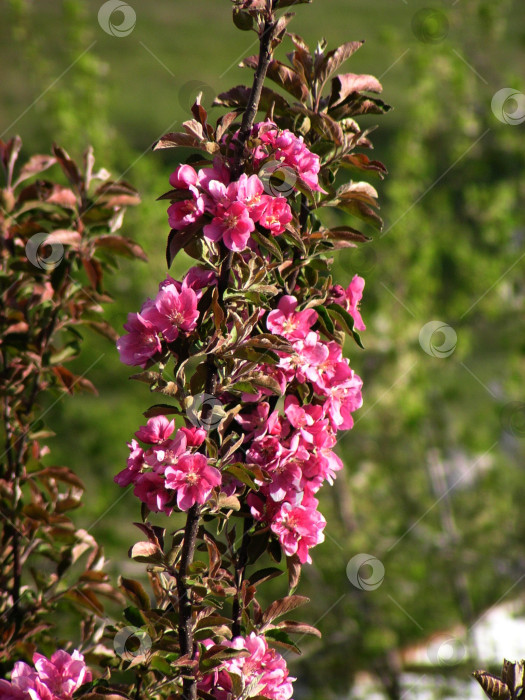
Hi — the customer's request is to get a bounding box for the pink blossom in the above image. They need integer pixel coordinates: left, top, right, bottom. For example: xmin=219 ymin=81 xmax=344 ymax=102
xmin=302 ymin=447 xmax=343 ymax=492
xmin=265 ymin=452 xmax=303 ymax=503
xmin=254 ymin=122 xmax=324 ymax=193
xmin=306 ymin=340 xmax=353 ymax=393
xmin=247 ymin=435 xmax=283 ymax=471
xmin=222 ymin=633 xmax=295 ymax=700
xmin=229 ymin=173 xmax=267 ymax=222
xmin=133 ymin=472 xmax=173 ymax=515
xmin=271 ymin=500 xmax=326 ymax=564
xmin=331 ymin=274 xmax=366 ymax=331
xmin=259 ymin=196 xmax=293 ymax=235
xmin=236 ymin=401 xmax=271 ymax=439
xmin=144 ymin=431 xmax=188 ymax=472
xmin=135 ymin=416 xmax=175 ymax=444
xmin=146 ymin=284 xmax=199 ymax=343
xmin=179 ymin=426 xmax=207 ymax=447
xmin=169 ymin=164 xmax=198 ymax=189
xmin=164 ymin=453 xmax=221 ymax=510
xmin=0 ymin=650 xmax=91 ymax=700
xmin=197 ymin=158 xmax=230 ymax=192
xmin=322 ymin=372 xmax=363 ymax=430
xmin=117 ymin=312 xmax=161 ymax=368
xmin=284 ymin=397 xmax=327 ymax=445
xmin=203 ymin=201 xmax=255 ymax=251
xmin=183 ymin=266 xmax=217 ymax=291
xmin=267 ymin=296 xmax=317 ymax=341
xmin=167 ymin=187 xmax=204 ymax=230
xmin=114 ymin=439 xmax=144 ymax=486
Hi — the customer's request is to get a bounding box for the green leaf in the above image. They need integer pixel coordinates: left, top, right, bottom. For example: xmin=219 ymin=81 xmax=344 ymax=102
xmin=224 ymin=464 xmax=258 ymax=490
xmin=123 ymin=606 xmax=146 ymax=627
xmin=326 ymin=303 xmax=364 ymax=348
xmin=315 ymin=304 xmax=335 ymax=335
xmin=264 ymin=628 xmax=301 ymax=654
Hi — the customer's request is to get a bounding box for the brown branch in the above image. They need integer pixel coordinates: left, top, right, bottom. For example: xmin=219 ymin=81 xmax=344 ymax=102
xmin=232 ymin=514 xmax=253 ymax=638
xmin=231 ymin=8 xmax=278 ymax=180
xmin=175 ymin=8 xmax=279 ymax=697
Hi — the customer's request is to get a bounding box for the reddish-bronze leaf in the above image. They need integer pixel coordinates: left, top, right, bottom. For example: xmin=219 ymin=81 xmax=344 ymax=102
xmin=36 ymin=466 xmax=85 ymax=490
xmin=286 ymin=554 xmax=301 ymax=592
xmin=13 ymin=154 xmax=57 ymax=187
xmin=316 ymin=41 xmax=364 ymax=88
xmin=472 ymin=671 xmax=511 ymax=700
xmin=329 ymin=72 xmax=382 ymax=108
xmin=119 ymin=576 xmax=151 ymax=610
xmin=261 ymin=595 xmax=309 ymax=624
xmin=339 ymin=153 xmax=388 ymax=179
xmin=52 ymin=366 xmax=98 ymax=395
xmin=94 ymin=234 xmax=147 ymax=261
xmin=166 ymin=223 xmax=202 ymax=268
xmin=214 ymin=85 xmax=290 ymax=114
xmin=45 ymin=229 xmax=82 ymax=247
xmin=241 ymin=56 xmax=309 ymax=102
xmin=52 ymin=144 xmax=83 ymax=189
xmin=82 ymin=257 xmax=103 ymax=290
xmin=129 ymin=541 xmax=164 ymax=564
xmin=275 ymin=620 xmax=322 ymax=638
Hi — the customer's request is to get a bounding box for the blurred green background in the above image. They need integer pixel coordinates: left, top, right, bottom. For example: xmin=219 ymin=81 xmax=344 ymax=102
xmin=2 ymin=0 xmax=525 ymax=697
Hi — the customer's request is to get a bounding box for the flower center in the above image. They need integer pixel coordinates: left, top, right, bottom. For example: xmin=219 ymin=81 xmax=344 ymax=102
xmin=186 ymin=470 xmax=199 ymax=485
xmin=225 ymin=212 xmax=239 ymax=230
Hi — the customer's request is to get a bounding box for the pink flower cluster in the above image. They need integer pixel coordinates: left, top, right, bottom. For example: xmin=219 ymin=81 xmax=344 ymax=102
xmin=0 ymin=650 xmax=91 ymax=700
xmin=251 ymin=121 xmax=324 ymax=194
xmin=117 ymin=266 xmax=215 ymax=368
xmin=233 ymin=294 xmax=364 ymax=563
xmin=167 ymin=158 xmax=292 ymax=252
xmin=199 ymin=634 xmax=295 ymax=700
xmin=330 ymin=274 xmax=366 ymax=331
xmin=114 ymin=416 xmax=221 ymax=513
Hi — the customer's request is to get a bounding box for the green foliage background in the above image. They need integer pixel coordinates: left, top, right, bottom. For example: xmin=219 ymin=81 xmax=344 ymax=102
xmin=1 ymin=0 xmax=524 ymax=697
